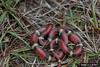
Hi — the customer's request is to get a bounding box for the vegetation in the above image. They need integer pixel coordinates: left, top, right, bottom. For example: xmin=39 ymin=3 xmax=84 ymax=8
xmin=0 ymin=0 xmax=100 ymax=67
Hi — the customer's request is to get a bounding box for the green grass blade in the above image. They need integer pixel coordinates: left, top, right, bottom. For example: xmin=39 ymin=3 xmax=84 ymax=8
xmin=5 ymin=0 xmax=13 ymax=7
xmin=14 ymin=0 xmax=21 ymax=7
xmin=12 ymin=48 xmax=30 ymax=53
xmin=0 ymin=11 xmax=7 ymax=23
xmin=69 ymin=8 xmax=74 ymax=23
xmin=92 ymin=0 xmax=98 ymax=28
xmin=8 ymin=31 xmax=31 ymax=49
xmin=9 ymin=12 xmax=30 ymax=33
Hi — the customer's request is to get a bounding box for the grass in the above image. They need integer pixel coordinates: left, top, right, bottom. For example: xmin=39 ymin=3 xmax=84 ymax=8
xmin=0 ymin=0 xmax=100 ymax=67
